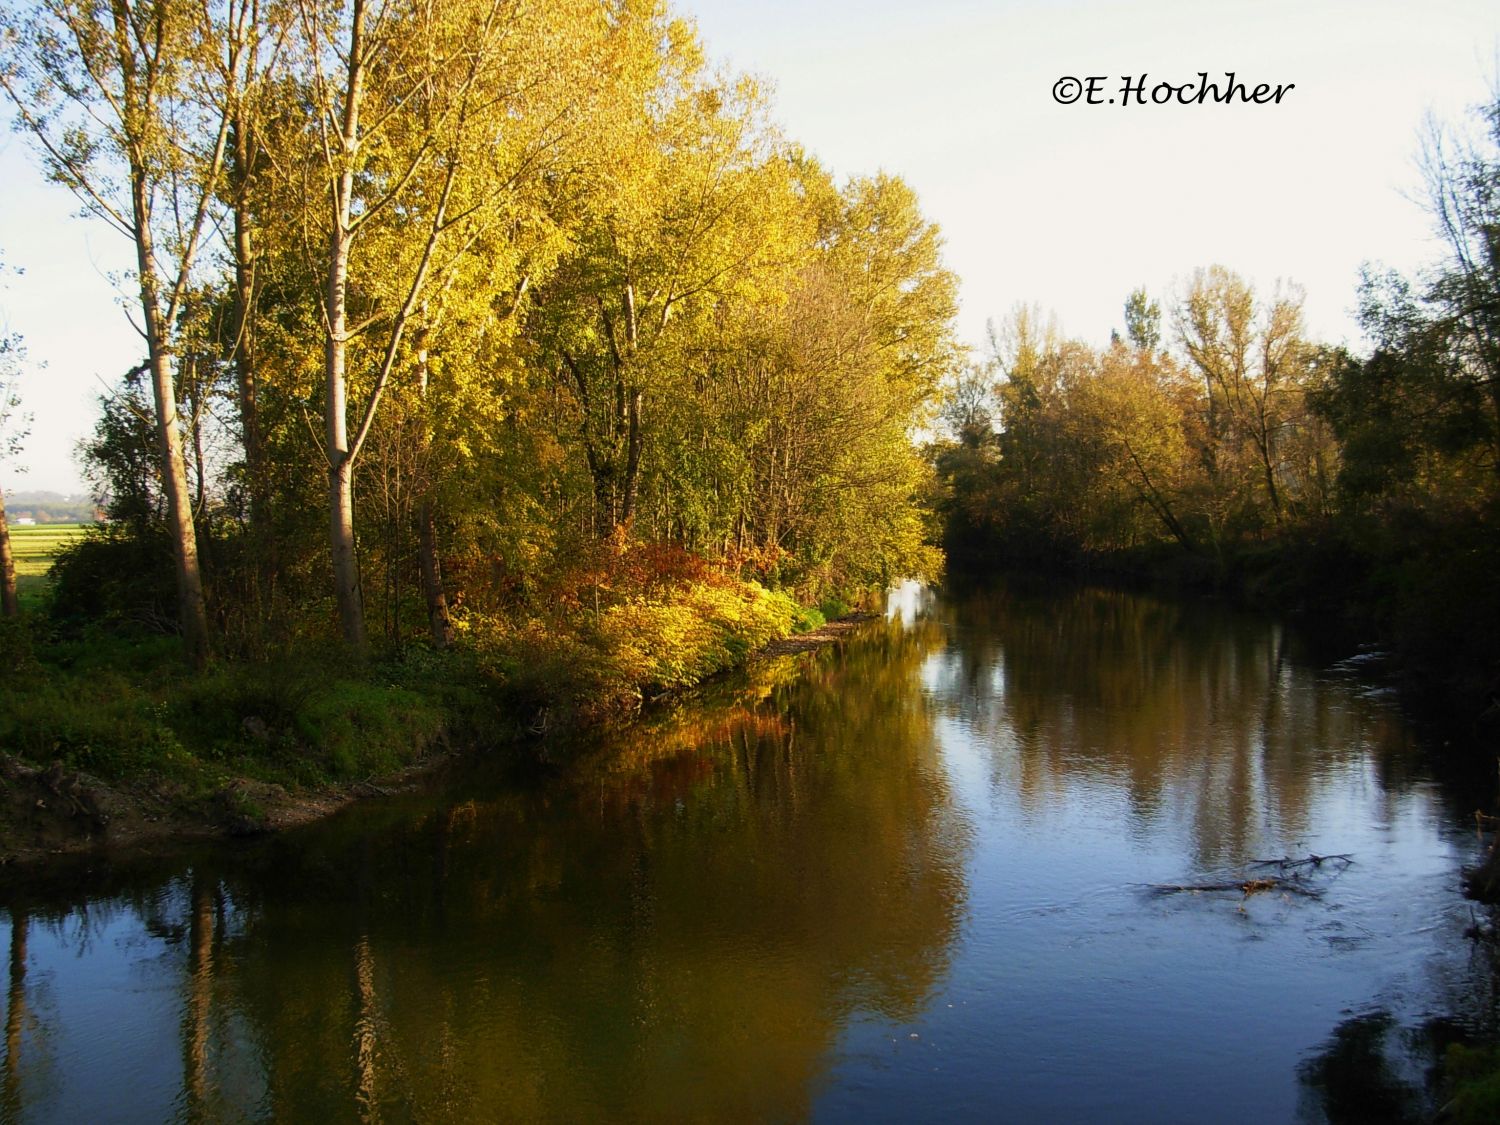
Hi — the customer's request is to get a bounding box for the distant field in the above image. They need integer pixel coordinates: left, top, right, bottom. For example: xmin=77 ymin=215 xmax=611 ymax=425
xmin=9 ymin=522 xmax=93 ymax=607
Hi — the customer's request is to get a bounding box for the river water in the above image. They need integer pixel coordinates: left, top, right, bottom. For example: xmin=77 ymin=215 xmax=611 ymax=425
xmin=1 ymin=582 xmax=1495 ymax=1122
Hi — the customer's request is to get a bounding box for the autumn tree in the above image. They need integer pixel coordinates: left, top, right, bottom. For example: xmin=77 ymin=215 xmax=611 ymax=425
xmin=1075 ymin=338 xmax=1195 ymax=550
xmin=1175 ymin=266 xmax=1321 ymax=532
xmin=278 ymin=0 xmax=629 ymax=652
xmin=1421 ymin=93 xmax=1500 ymax=462
xmin=213 ymin=0 xmax=293 ymax=609
xmin=533 ymin=42 xmax=794 ymax=541
xmin=1124 ymin=286 xmax=1162 ymax=353
xmin=0 ymin=0 xmax=268 ymax=664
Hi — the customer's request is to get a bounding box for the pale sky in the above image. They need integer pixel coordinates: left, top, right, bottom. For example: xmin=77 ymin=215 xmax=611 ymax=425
xmin=2 ymin=0 xmax=1498 ymax=493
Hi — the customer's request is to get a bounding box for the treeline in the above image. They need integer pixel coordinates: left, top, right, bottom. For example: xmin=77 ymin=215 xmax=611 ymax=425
xmin=934 ymin=93 xmax=1500 ymax=713
xmin=936 ymin=271 xmax=1339 ymax=565
xmin=0 ymin=0 xmax=954 ymax=666
xmin=2 ymin=494 xmax=97 ymax=524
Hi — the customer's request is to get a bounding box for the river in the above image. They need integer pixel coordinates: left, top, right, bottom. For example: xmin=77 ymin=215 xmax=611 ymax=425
xmin=1 ymin=582 xmax=1494 ymax=1122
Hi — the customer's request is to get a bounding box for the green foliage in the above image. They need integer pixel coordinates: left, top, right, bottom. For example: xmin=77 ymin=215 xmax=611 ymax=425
xmin=458 ymin=546 xmax=803 ymax=716
xmin=1445 ymin=1044 xmax=1500 ymax=1124
xmin=78 ymin=376 xmax=163 ymax=535
xmin=0 ymin=664 xmax=197 ymax=781
xmin=48 ymin=527 xmax=178 ymax=632
xmin=0 ymin=639 xmax=481 ymax=791
xmin=0 ymin=613 xmax=37 ymax=675
xmin=1123 ymin=287 xmax=1161 ymax=352
xmin=818 ymin=595 xmax=852 ymax=620
xmin=292 ymin=680 xmax=445 ymax=779
xmin=791 ymin=604 xmax=826 ymax=633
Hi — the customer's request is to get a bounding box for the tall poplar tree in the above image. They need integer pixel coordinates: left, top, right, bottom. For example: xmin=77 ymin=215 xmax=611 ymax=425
xmin=0 ymin=0 xmax=262 ymax=664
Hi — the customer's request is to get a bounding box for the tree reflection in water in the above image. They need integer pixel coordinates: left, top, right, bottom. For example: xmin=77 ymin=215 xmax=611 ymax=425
xmin=926 ymin=584 xmax=1425 ymax=869
xmin=0 ymin=585 xmax=1493 ymax=1122
xmin=0 ymin=617 xmax=963 ymax=1121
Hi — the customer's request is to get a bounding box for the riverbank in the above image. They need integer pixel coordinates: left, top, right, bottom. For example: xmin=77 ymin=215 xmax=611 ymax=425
xmin=0 ymin=606 xmax=878 ymax=869
xmin=952 ymin=507 xmax=1500 ymax=741
xmin=6 ymin=579 xmax=1492 ymax=1122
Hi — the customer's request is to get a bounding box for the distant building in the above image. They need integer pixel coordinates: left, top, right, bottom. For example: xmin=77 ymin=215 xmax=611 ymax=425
xmin=15 ymin=517 xmax=36 ymax=526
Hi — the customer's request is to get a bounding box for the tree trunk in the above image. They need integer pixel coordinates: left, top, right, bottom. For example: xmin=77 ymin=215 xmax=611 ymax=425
xmin=1122 ymin=438 xmax=1196 ymax=552
xmin=148 ymin=342 xmax=212 ymax=669
xmin=325 ymin=3 xmax=368 ymax=656
xmin=330 ymin=456 xmax=366 ymax=656
xmin=619 ymin=388 xmax=643 ymax=528
xmin=1255 ymin=435 xmax=1284 ymax=523
xmin=126 ymin=157 xmax=210 ymax=668
xmin=416 ymin=500 xmax=452 ymax=648
xmin=230 ymin=117 xmax=273 ymax=604
xmin=187 ymin=357 xmax=208 ymax=518
xmin=0 ymin=487 xmax=17 ymax=617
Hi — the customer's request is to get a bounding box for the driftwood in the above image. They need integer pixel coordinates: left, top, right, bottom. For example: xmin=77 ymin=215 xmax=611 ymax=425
xmin=1147 ymin=854 xmax=1353 ymax=901
xmin=1249 ymin=853 xmax=1353 ymax=871
xmin=1148 ymin=877 xmax=1324 ymax=899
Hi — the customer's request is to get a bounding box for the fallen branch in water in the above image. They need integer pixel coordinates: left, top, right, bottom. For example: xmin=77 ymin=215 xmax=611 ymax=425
xmin=1248 ymin=853 xmax=1354 ymax=872
xmin=1147 ymin=877 xmax=1324 ymax=899
xmin=1145 ymin=853 xmax=1354 ymax=901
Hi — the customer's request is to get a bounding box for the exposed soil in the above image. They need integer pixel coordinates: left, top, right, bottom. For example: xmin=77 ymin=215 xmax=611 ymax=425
xmin=0 ymin=751 xmax=452 ymax=871
xmin=756 ymin=613 xmax=879 ymax=658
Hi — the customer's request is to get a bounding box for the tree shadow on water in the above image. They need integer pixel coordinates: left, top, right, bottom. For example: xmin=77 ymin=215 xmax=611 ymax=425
xmin=1295 ymin=1010 xmax=1473 ymax=1124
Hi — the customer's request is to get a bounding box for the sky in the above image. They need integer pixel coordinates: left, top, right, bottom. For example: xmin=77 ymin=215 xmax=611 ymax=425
xmin=2 ymin=0 xmax=1498 ymax=493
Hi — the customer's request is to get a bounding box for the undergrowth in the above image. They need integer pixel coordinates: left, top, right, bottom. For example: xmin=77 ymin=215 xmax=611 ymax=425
xmin=1 ymin=546 xmax=823 ymax=800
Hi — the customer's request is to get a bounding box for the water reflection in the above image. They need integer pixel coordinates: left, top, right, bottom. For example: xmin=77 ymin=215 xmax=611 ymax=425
xmin=4 ymin=906 xmax=26 ymax=1119
xmin=927 ymin=585 xmax=1425 ymax=869
xmin=0 ymin=621 xmax=965 ymax=1122
xmin=0 ymin=585 xmax=1490 ymax=1123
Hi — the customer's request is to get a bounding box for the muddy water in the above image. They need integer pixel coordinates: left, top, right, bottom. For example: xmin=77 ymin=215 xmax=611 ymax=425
xmin=1 ymin=583 xmax=1493 ymax=1122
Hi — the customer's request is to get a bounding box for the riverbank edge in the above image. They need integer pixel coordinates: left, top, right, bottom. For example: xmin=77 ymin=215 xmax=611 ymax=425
xmin=950 ymin=527 xmax=1500 ymax=738
xmin=0 ymin=613 xmax=880 ymax=872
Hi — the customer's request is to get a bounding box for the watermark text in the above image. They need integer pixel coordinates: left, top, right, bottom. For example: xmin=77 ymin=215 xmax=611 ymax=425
xmin=1052 ymin=73 xmax=1295 ymax=106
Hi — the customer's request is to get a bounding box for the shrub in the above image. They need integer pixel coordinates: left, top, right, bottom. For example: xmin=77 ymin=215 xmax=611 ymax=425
xmin=791 ymin=604 xmax=826 ymax=633
xmin=49 ymin=530 xmax=177 ymax=634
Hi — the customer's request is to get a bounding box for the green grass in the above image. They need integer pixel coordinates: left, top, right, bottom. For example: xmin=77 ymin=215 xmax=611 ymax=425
xmin=0 ymin=536 xmax=815 ymax=811
xmin=8 ymin=522 xmax=93 ymax=609
xmin=0 ymin=632 xmax=478 ymax=801
xmin=1445 ymin=1044 xmax=1500 ymax=1123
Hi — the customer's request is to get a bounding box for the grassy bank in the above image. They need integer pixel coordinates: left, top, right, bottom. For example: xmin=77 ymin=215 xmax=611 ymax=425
xmin=0 ymin=542 xmax=854 ymax=862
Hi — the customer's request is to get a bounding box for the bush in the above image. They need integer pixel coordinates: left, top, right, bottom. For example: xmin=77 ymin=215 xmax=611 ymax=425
xmin=293 ymin=679 xmax=446 ymax=778
xmin=791 ymin=604 xmax=826 ymax=633
xmin=0 ymin=667 xmax=195 ymax=780
xmin=49 ymin=530 xmax=177 ymax=633
xmin=818 ymin=594 xmax=853 ymax=621
xmin=0 ymin=615 xmax=37 ymax=676
xmin=459 ymin=566 xmax=802 ymax=713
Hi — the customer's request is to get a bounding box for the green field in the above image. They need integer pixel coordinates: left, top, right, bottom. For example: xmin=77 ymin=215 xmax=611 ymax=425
xmin=9 ymin=522 xmax=92 ymax=608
